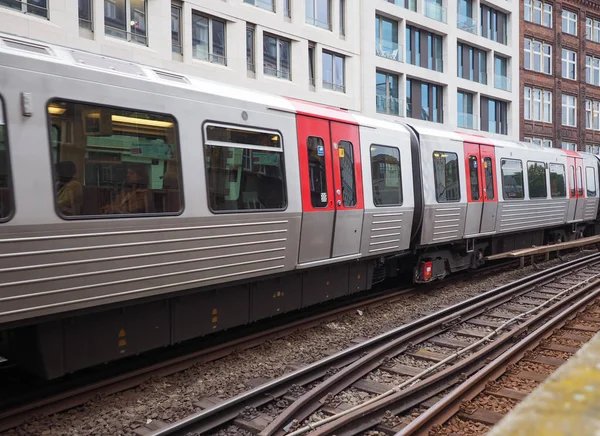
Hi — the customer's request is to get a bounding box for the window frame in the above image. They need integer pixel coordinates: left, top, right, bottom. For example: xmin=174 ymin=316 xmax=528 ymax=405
xmin=104 ymin=0 xmax=148 ymax=45
xmin=433 ymin=151 xmax=461 ymax=203
xmin=562 ymin=94 xmax=577 ymax=127
xmin=524 ymin=38 xmax=552 ymax=74
xmin=562 ymin=9 xmax=577 ymax=35
xmin=586 ymin=166 xmax=597 ymax=197
xmin=46 ymin=97 xmax=185 ymax=220
xmin=525 ymin=0 xmax=552 ymax=28
xmin=370 ymin=144 xmax=403 ymax=207
xmin=338 ymin=140 xmax=356 ymax=207
xmin=79 ymin=0 xmax=93 ymax=31
xmin=306 ymin=0 xmax=332 ymax=30
xmin=501 ymin=158 xmax=525 ymax=200
xmin=246 ymin=25 xmax=255 ymax=72
xmin=243 ymin=0 xmax=276 ymax=12
xmin=376 ymin=70 xmax=400 ymax=116
xmin=549 ymin=163 xmax=567 ymax=198
xmin=524 ymin=86 xmax=552 ymax=123
xmin=171 ymin=2 xmax=182 ymax=54
xmin=263 ymin=33 xmax=292 ymax=80
xmin=561 ymin=48 xmax=577 ymax=80
xmin=1 ymin=0 xmax=49 ymax=19
xmin=192 ymin=11 xmax=227 ymax=65
xmin=202 ymin=120 xmax=288 ymax=214
xmin=322 ymin=50 xmax=345 ymax=93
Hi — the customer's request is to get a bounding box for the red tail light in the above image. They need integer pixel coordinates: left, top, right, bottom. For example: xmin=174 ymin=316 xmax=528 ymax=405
xmin=423 ymin=261 xmax=433 ymax=281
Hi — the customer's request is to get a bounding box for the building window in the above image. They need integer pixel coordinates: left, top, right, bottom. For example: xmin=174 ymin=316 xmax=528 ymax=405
xmin=406 ymin=78 xmax=443 ymax=123
xmin=376 ymin=15 xmax=400 ymax=62
xmin=480 ymin=4 xmax=507 ymax=45
xmin=192 ymin=12 xmax=226 ymax=65
xmin=562 ymin=141 xmax=576 ymax=151
xmin=433 ymin=152 xmax=460 ymax=202
xmin=524 ymin=0 xmax=552 ymax=28
xmin=47 ymin=99 xmax=183 ymax=217
xmin=562 ymin=49 xmax=577 ymax=80
xmin=524 ymin=87 xmax=552 ymax=123
xmin=171 ymin=3 xmax=182 ymax=54
xmin=585 ymin=99 xmax=600 ymax=131
xmin=246 ymin=26 xmax=255 ymax=72
xmin=204 ymin=124 xmax=286 ymax=211
xmin=481 ymin=97 xmax=507 ymax=135
xmin=339 ymin=0 xmax=345 ymax=36
xmin=457 ymin=43 xmax=486 ymax=84
xmin=586 ymin=55 xmax=600 ymax=86
xmin=322 ymin=51 xmax=345 ymax=92
xmin=524 ymin=137 xmax=553 ymax=148
xmin=370 ymin=145 xmax=402 ymax=206
xmin=562 ymin=10 xmax=577 ymax=35
xmin=524 ymin=38 xmax=552 ymax=75
xmin=494 ymin=55 xmax=510 ymax=91
xmin=243 ymin=0 xmax=275 ymax=12
xmin=376 ymin=71 xmax=399 ymax=116
xmin=308 ymin=42 xmax=315 ymax=86
xmin=104 ymin=0 xmax=147 ymax=45
xmin=457 ymin=91 xmax=476 ymax=129
xmin=562 ymin=94 xmax=577 ymax=127
xmin=284 ymin=0 xmax=291 ymax=17
xmin=587 ymin=17 xmax=600 ymax=43
xmin=406 ymin=26 xmax=443 ymax=72
xmin=79 ymin=0 xmax=93 ymax=30
xmin=263 ymin=34 xmax=291 ymax=80
xmin=1 ymin=0 xmax=48 ymax=18
xmin=306 ymin=0 xmax=331 ymax=30
xmin=501 ymin=159 xmax=524 ymax=199
xmin=457 ymin=0 xmax=477 ymax=34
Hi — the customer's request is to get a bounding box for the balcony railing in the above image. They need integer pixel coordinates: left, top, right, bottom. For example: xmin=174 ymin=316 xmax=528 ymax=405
xmin=264 ymin=66 xmax=291 ymax=80
xmin=486 ymin=121 xmax=507 ymax=135
xmin=323 ymin=80 xmax=346 ymax=93
xmin=494 ymin=74 xmax=511 ymax=91
xmin=376 ymin=95 xmax=403 ymax=116
xmin=306 ymin=16 xmax=332 ymax=30
xmin=458 ymin=112 xmax=478 ymax=130
xmin=407 ymin=103 xmax=443 ymax=123
xmin=386 ymin=0 xmax=417 ymax=12
xmin=424 ymin=1 xmax=447 ymax=23
xmin=243 ymin=0 xmax=275 ymax=12
xmin=457 ymin=14 xmax=478 ymax=34
xmin=376 ymin=39 xmax=403 ymax=62
xmin=105 ymin=25 xmax=147 ymax=45
xmin=194 ymin=48 xmax=227 ymax=66
xmin=0 ymin=0 xmax=48 ymax=18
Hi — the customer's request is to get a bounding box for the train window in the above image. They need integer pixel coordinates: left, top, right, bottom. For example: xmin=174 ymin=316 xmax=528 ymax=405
xmin=370 ymin=145 xmax=402 ymax=206
xmin=468 ymin=155 xmax=480 ymax=201
xmin=47 ymin=100 xmax=183 ymax=218
xmin=0 ymin=97 xmax=13 ymax=221
xmin=527 ymin=161 xmax=547 ymax=199
xmin=549 ymin=164 xmax=566 ymax=198
xmin=204 ymin=124 xmax=286 ymax=211
xmin=307 ymin=137 xmax=328 ymax=208
xmin=586 ymin=167 xmax=597 ymax=197
xmin=501 ymin=159 xmax=524 ymax=199
xmin=339 ymin=141 xmax=357 ymax=207
xmin=484 ymin=157 xmax=494 ymax=200
xmin=570 ymin=165 xmax=576 ymax=197
xmin=433 ymin=151 xmax=460 ymax=202
xmin=578 ymin=166 xmax=584 ymax=197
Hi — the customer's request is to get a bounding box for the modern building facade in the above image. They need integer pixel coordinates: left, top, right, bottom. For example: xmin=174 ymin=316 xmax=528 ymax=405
xmin=520 ymin=0 xmax=600 ymax=152
xmin=362 ymin=0 xmax=520 ymax=139
xmin=0 ymin=0 xmax=519 ymax=139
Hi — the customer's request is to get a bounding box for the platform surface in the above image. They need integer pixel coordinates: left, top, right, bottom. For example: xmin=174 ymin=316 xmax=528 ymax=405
xmin=488 ymin=331 xmax=600 ymax=436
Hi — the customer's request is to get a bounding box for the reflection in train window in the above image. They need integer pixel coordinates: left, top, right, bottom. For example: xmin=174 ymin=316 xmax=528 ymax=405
xmin=549 ymin=163 xmax=566 ymax=198
xmin=338 ymin=141 xmax=357 ymax=207
xmin=433 ymin=151 xmax=460 ymax=202
xmin=501 ymin=159 xmax=524 ymax=199
xmin=47 ymin=100 xmax=183 ymax=218
xmin=307 ymin=136 xmax=328 ymax=208
xmin=527 ymin=161 xmax=547 ymax=198
xmin=0 ymin=97 xmax=13 ymax=220
xmin=204 ymin=124 xmax=286 ymax=211
xmin=370 ymin=145 xmax=402 ymax=206
xmin=468 ymin=155 xmax=479 ymax=201
xmin=483 ymin=157 xmax=494 ymax=200
xmin=586 ymin=166 xmax=597 ymax=197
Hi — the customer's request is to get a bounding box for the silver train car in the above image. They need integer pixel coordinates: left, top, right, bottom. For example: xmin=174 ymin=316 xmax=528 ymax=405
xmin=0 ymin=33 xmax=599 ymax=378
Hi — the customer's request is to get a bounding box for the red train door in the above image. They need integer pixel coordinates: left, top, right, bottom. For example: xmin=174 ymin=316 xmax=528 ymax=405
xmin=464 ymin=142 xmax=497 ymax=236
xmin=296 ymin=115 xmax=364 ymax=264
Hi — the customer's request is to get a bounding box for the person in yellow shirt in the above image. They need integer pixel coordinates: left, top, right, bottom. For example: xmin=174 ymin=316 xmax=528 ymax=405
xmin=55 ymin=161 xmax=83 ymax=216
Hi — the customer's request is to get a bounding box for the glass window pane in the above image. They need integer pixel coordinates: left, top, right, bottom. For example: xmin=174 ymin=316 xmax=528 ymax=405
xmin=339 ymin=141 xmax=356 ymax=207
xmin=469 ymin=155 xmax=480 ymax=201
xmin=501 ymin=159 xmax=524 ymax=199
xmin=371 ymin=145 xmax=402 ymax=206
xmin=484 ymin=157 xmax=494 ymax=200
xmin=549 ymin=164 xmax=566 ymax=198
xmin=433 ymin=151 xmax=460 ymax=202
xmin=527 ymin=161 xmax=547 ymax=198
xmin=586 ymin=167 xmax=597 ymax=197
xmin=47 ymin=100 xmax=183 ymax=217
xmin=192 ymin=13 xmax=209 ymax=60
xmin=0 ymin=98 xmax=12 ymax=220
xmin=307 ymin=137 xmax=328 ymax=208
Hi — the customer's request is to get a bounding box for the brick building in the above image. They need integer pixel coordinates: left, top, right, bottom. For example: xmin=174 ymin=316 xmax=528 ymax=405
xmin=521 ymin=0 xmax=600 ymax=153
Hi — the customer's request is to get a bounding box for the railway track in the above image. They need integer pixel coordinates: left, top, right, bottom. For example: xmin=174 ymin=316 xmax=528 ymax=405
xmin=0 ymin=255 xmax=573 ymax=433
xmin=146 ymin=252 xmax=600 ymax=436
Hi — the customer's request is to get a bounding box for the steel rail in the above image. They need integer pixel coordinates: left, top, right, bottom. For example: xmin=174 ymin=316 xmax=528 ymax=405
xmin=396 ymin=283 xmax=600 ymax=436
xmin=302 ymin=276 xmax=600 ymax=436
xmin=149 ymin=253 xmax=600 ymax=436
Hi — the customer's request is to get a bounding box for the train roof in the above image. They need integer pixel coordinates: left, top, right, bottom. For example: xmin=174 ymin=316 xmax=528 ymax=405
xmin=0 ymin=31 xmax=597 ymax=162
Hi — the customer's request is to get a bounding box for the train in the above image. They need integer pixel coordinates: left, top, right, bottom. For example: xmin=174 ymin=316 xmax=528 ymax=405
xmin=1 ymin=32 xmax=599 ymax=379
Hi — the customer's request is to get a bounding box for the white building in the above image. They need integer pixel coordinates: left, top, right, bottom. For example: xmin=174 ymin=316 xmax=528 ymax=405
xmin=0 ymin=0 xmax=519 ymax=139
